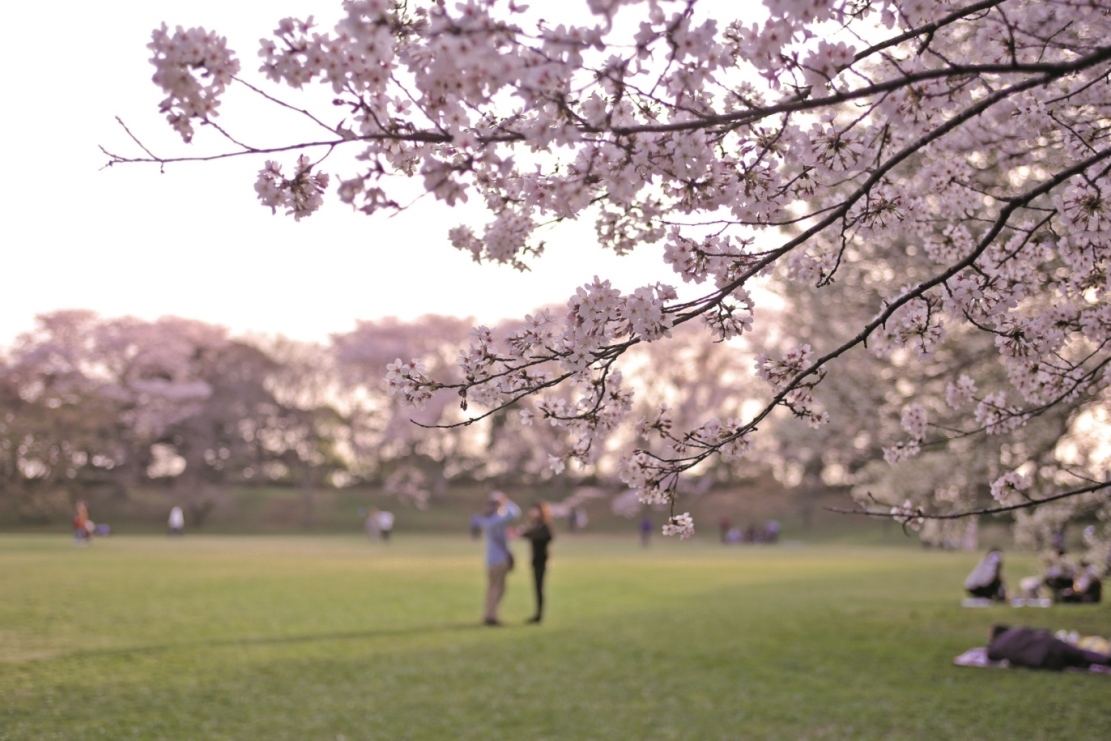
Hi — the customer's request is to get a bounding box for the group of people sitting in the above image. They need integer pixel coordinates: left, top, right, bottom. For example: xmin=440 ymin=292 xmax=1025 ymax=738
xmin=960 ymin=546 xmax=1111 ymax=673
xmin=1036 ymin=548 xmax=1103 ymax=604
xmin=964 ymin=547 xmax=1103 ymax=604
xmin=719 ymin=518 xmax=780 ymax=545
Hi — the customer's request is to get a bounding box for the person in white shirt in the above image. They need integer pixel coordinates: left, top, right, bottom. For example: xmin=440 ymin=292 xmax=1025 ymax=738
xmin=168 ymin=506 xmax=185 ymax=536
xmin=376 ymin=510 xmax=395 ymax=542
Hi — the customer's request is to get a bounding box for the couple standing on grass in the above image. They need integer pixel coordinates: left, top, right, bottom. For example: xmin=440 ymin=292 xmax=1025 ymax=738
xmin=477 ymin=491 xmax=553 ymax=626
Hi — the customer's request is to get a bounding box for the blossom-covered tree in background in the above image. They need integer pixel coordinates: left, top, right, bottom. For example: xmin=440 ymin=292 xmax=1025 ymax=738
xmin=0 ymin=313 xmax=282 ymax=526
xmin=0 ymin=310 xmax=769 ymax=526
xmin=107 ymin=0 xmax=1111 ymax=549
xmin=256 ymin=334 xmax=349 ymax=526
xmin=0 ymin=312 xmax=125 ymax=521
xmin=757 ymin=232 xmax=1105 ymax=551
xmin=333 ymin=315 xmax=487 ymax=506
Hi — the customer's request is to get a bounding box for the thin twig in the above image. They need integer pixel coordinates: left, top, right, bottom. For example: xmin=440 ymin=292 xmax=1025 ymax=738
xmin=827 ymin=480 xmax=1111 ymax=520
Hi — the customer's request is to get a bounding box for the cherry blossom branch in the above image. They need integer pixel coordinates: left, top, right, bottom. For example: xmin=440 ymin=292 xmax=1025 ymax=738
xmin=652 ymin=144 xmax=1111 ymax=475
xmin=104 ymin=46 xmax=1111 ymax=167
xmin=380 ymin=25 xmax=1111 ymax=503
xmin=828 ymin=479 xmax=1111 ymax=521
xmin=231 ymin=75 xmax=342 ymax=137
xmin=850 ymin=0 xmax=1007 ymax=65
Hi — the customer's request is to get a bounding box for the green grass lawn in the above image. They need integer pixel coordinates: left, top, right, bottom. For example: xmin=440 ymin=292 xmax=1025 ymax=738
xmin=2 ymin=535 xmax=1108 ymax=740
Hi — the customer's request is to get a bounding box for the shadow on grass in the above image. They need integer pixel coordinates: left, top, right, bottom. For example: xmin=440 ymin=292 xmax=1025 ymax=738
xmin=61 ymin=621 xmax=492 ymax=662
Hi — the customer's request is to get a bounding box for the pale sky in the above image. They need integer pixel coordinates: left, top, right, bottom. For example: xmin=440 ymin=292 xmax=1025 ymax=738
xmin=3 ymin=1 xmax=688 ymax=348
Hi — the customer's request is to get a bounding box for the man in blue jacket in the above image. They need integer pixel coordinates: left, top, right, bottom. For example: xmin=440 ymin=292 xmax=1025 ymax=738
xmin=477 ymin=491 xmax=520 ymax=626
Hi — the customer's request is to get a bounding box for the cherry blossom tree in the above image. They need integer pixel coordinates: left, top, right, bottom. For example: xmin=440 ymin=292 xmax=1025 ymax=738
xmin=107 ymin=0 xmax=1111 ymax=542
xmin=255 ymin=335 xmax=349 ymax=527
xmin=0 ymin=312 xmax=123 ymax=521
xmin=333 ymin=315 xmax=488 ymax=505
xmin=92 ymin=315 xmax=228 ymax=494
xmin=0 ymin=312 xmax=348 ymax=527
xmin=482 ymin=315 xmax=767 ymax=495
xmin=759 ymin=239 xmax=1106 ymax=552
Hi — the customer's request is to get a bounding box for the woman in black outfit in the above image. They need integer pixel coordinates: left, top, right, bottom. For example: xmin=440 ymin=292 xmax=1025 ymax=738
xmin=520 ymin=501 xmax=554 ymax=624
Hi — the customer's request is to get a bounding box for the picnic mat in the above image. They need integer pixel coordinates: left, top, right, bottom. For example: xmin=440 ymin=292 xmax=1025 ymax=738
xmin=961 ymin=597 xmax=1052 ymax=608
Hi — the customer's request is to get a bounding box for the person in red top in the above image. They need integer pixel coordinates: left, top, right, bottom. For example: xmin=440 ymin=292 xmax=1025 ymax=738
xmin=73 ymin=500 xmax=92 ymax=545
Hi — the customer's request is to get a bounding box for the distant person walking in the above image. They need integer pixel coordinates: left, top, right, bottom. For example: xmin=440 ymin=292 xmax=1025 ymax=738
xmin=377 ymin=510 xmax=395 ymax=542
xmin=640 ymin=515 xmax=653 ymax=548
xmin=476 ymin=491 xmax=520 ymax=626
xmin=168 ymin=505 xmax=185 ymax=536
xmin=520 ymin=502 xmax=554 ymax=624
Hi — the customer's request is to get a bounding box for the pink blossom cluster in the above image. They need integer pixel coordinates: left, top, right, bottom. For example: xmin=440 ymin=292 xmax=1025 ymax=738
xmin=990 ymin=471 xmax=1030 ymax=505
xmin=385 ymin=357 xmax=432 ymax=408
xmin=661 ymin=512 xmax=694 ymax=539
xmin=148 ymin=24 xmax=240 ymax=142
xmin=254 ymin=156 xmax=330 ymax=220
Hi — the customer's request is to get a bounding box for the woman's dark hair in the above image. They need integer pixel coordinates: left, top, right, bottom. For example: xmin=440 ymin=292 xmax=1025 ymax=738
xmin=532 ymin=501 xmax=554 ymax=531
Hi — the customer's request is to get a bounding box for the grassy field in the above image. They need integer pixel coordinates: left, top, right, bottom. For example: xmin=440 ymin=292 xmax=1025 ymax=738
xmin=2 ymin=535 xmax=1109 ymax=740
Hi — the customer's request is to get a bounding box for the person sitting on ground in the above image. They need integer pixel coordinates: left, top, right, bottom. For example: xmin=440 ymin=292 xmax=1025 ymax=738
xmin=1018 ymin=574 xmax=1047 ymax=601
xmin=1059 ymin=560 xmax=1103 ymax=604
xmin=1043 ymin=547 xmax=1078 ymax=602
xmin=987 ymin=624 xmax=1111 ymax=671
xmin=964 ymin=548 xmax=1006 ymax=601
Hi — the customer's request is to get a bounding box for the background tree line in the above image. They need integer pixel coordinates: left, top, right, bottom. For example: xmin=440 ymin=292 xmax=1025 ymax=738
xmin=4 ymin=294 xmax=1103 ymax=554
xmin=0 ymin=309 xmax=769 ymax=528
